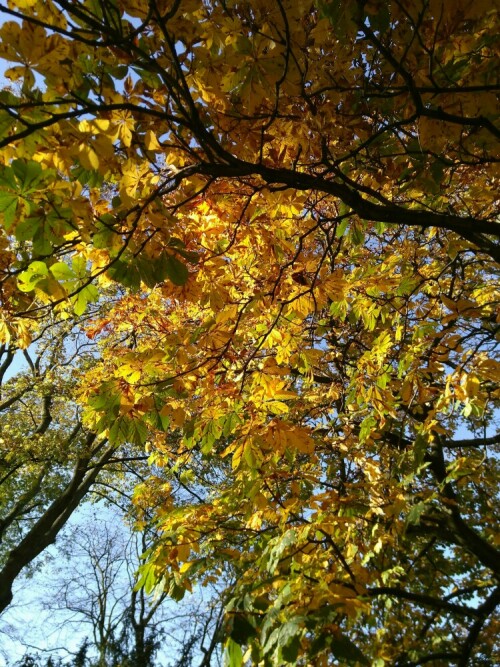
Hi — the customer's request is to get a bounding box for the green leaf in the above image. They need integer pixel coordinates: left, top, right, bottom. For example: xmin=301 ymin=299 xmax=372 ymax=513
xmin=413 ymin=433 xmax=427 ymax=468
xmin=264 ymin=619 xmax=301 ymax=658
xmin=318 ymin=0 xmax=358 ymax=40
xmin=167 ymin=236 xmax=186 ymax=248
xmin=131 ymin=66 xmax=162 ymax=89
xmin=200 ymin=430 xmax=216 ymax=454
xmin=11 ymin=159 xmax=43 ymax=192
xmin=176 ymin=248 xmax=200 ymax=263
xmin=168 ymin=581 xmax=186 ymax=601
xmin=88 ymin=383 xmax=121 ymax=414
xmin=0 ymin=112 xmax=15 ymax=139
xmin=73 ymin=165 xmax=103 ymax=188
xmin=223 ymin=412 xmax=241 ymax=437
xmin=147 ymin=409 xmax=170 ymax=431
xmin=107 ymin=259 xmax=141 ymax=290
xmin=135 ymin=562 xmax=158 ymax=595
xmin=109 ymin=417 xmax=131 ymax=445
xmin=331 ymin=633 xmax=369 ymax=665
xmin=109 ymin=64 xmax=129 ymax=80
xmin=397 ymin=276 xmax=418 ymax=296
xmin=264 ymin=529 xmax=297 ymax=574
xmin=0 ymin=192 xmax=19 ymax=229
xmin=282 ymin=635 xmax=301 ymax=663
xmin=137 ymin=255 xmax=160 ymax=288
xmin=162 ymin=254 xmax=189 ymax=286
xmin=335 ymin=217 xmax=349 ymax=238
xmin=73 ymin=284 xmax=99 ymax=315
xmin=109 ymin=416 xmax=148 ymax=447
xmin=350 ymin=223 xmax=364 ymax=246
xmin=179 ymin=469 xmax=195 ymax=484
xmin=33 ymin=224 xmax=53 ymax=255
xmin=15 ymin=215 xmax=41 ymax=241
xmin=230 ymin=614 xmax=256 ymax=644
xmin=71 ymin=255 xmax=88 ymax=279
xmin=93 ymin=221 xmax=115 ymax=249
xmin=359 ymin=415 xmax=377 ymax=443
xmin=0 ymin=166 xmax=18 ymax=191
xmin=50 ymin=262 xmax=74 ymax=281
xmin=17 ymin=261 xmax=49 ymax=292
xmin=369 ymin=3 xmax=390 ymax=34
xmin=226 ymin=638 xmax=243 ymax=667
xmin=406 ymin=502 xmax=427 ymax=527
xmin=128 ymin=420 xmax=149 ymax=446
xmin=309 ymin=631 xmax=330 ymax=658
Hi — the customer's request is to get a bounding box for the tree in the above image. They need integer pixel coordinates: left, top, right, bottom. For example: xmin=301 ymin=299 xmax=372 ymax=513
xmin=38 ymin=516 xmax=222 ymax=667
xmin=0 ymin=1 xmax=498 ymax=665
xmin=0 ymin=318 xmax=121 ymax=613
xmin=0 ymin=315 xmax=152 ymax=614
xmin=4 ymin=513 xmax=223 ymax=667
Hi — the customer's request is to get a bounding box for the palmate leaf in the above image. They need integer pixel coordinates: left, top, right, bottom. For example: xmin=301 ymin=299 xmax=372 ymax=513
xmin=17 ymin=261 xmax=49 ymax=292
xmin=108 ymin=417 xmax=148 ymax=446
xmin=0 ymin=192 xmax=18 ymax=229
xmin=226 ymin=638 xmax=243 ymax=667
xmin=162 ymin=254 xmax=189 ymax=286
xmin=0 ymin=111 xmax=15 ymax=139
xmin=230 ymin=614 xmax=257 ymax=645
xmin=107 ymin=253 xmax=189 ymax=289
xmin=11 ymin=159 xmax=43 ymax=191
xmin=330 ymin=634 xmax=370 ymax=665
xmin=72 ymin=284 xmax=99 ymax=316
xmin=0 ymin=160 xmax=54 ymax=231
xmin=260 ymin=618 xmax=307 ymax=664
xmin=107 ymin=259 xmax=141 ymax=290
xmin=134 ymin=561 xmax=158 ymax=596
xmin=14 ymin=215 xmax=41 ymax=241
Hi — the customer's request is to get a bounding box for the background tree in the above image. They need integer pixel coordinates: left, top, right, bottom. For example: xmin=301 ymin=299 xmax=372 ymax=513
xmin=0 ymin=312 xmax=224 ymax=665
xmin=44 ymin=516 xmax=221 ymax=667
xmin=4 ymin=513 xmax=223 ymax=667
xmin=0 ymin=318 xmax=118 ymax=612
xmin=0 ymin=1 xmax=498 ymax=665
xmin=0 ymin=311 xmax=156 ymax=613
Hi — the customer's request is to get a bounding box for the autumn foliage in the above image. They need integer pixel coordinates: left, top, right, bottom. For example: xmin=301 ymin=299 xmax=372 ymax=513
xmin=0 ymin=0 xmax=499 ymax=664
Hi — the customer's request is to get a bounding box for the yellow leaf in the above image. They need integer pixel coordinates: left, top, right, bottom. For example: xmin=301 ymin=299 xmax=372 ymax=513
xmin=4 ymin=66 xmax=27 ymax=82
xmin=145 ymin=130 xmax=161 ymax=151
xmin=268 ymin=400 xmax=289 ymax=415
xmin=179 ymin=561 xmax=194 ymax=573
xmin=10 ymin=0 xmax=38 ymax=7
xmin=0 ymin=318 xmax=11 ymax=344
xmin=79 ymin=144 xmax=99 ymax=170
xmin=121 ymin=125 xmax=133 ymax=146
xmin=94 ymin=119 xmax=111 ymax=132
xmin=465 ymin=375 xmax=480 ymax=397
xmin=246 ymin=511 xmax=263 ymax=530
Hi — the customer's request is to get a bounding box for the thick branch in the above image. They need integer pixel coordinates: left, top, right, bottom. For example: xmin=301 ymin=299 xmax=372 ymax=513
xmin=197 ymin=162 xmax=500 ymax=262
xmin=0 ymin=465 xmax=47 ymax=543
xmin=367 ymin=586 xmax=481 ymax=618
xmin=427 ymin=441 xmax=500 ymax=578
xmin=458 ymin=586 xmax=500 ymax=667
xmin=445 ymin=433 xmax=500 ymax=449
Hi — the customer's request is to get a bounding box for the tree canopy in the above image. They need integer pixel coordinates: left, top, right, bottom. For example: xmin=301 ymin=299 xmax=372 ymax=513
xmin=0 ymin=0 xmax=499 ymax=665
